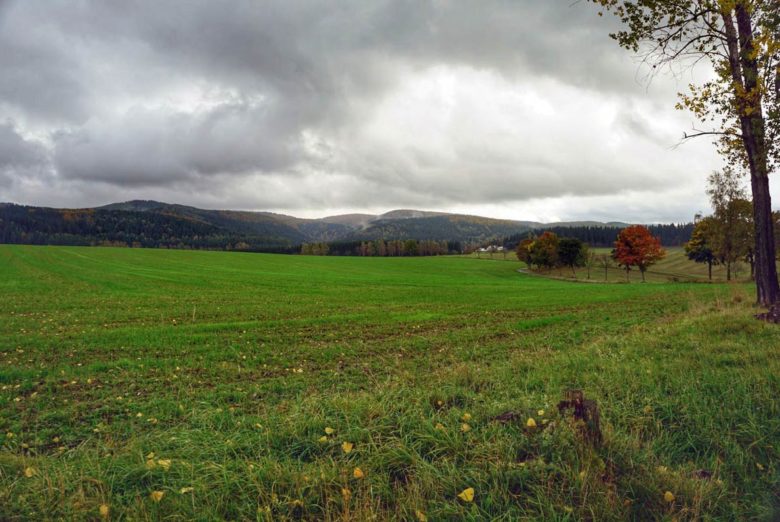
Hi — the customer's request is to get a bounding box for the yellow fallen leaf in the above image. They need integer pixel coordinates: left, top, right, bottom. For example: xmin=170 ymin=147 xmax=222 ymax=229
xmin=324 ymin=427 xmax=335 ymax=435
xmin=341 ymin=441 xmax=353 ymax=454
xmin=318 ymin=435 xmax=328 ymax=442
xmin=24 ymin=466 xmax=36 ymax=478
xmin=435 ymin=423 xmax=445 ymax=430
xmin=353 ymin=467 xmax=364 ymax=479
xmin=99 ymin=504 xmax=109 ymax=517
xmin=179 ymin=487 xmax=194 ymax=494
xmin=458 ymin=487 xmax=475 ymax=502
xmin=756 ymin=463 xmax=765 ymax=471
xmin=526 ymin=418 xmax=537 ymax=428
xmin=341 ymin=487 xmax=351 ymax=501
xmin=643 ymin=405 xmax=653 ymax=414
xmin=537 ymin=409 xmax=545 ymax=416
xmin=146 ymin=452 xmax=155 ymax=459
xmin=462 ymin=413 xmax=472 ymax=421
xmin=157 ymin=459 xmax=171 ymax=471
xmin=150 ymin=490 xmax=165 ymax=503
xmin=461 ymin=423 xmax=471 ymax=433
xmin=664 ymin=491 xmax=675 ymax=503
xmin=145 ymin=459 xmax=157 ymax=470
xmin=416 ymin=510 xmax=428 ymax=521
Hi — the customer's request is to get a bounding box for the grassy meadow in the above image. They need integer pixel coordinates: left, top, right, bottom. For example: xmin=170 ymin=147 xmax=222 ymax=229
xmin=1 ymin=245 xmax=779 ymax=520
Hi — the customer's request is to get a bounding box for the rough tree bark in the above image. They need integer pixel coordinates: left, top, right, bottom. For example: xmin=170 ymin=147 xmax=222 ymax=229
xmin=725 ymin=7 xmax=779 ymax=306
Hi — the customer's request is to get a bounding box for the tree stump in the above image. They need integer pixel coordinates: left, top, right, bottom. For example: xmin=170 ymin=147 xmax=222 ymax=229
xmin=557 ymin=389 xmax=602 ymax=446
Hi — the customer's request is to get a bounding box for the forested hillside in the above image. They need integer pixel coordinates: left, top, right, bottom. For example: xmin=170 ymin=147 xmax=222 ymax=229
xmin=348 ymin=215 xmax=528 ymax=242
xmin=0 ymin=204 xmax=298 ymax=252
xmin=0 ymin=201 xmax=693 ymax=253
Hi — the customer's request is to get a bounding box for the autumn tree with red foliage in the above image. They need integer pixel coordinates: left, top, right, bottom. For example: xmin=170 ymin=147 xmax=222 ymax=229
xmin=612 ymin=225 xmax=666 ymax=282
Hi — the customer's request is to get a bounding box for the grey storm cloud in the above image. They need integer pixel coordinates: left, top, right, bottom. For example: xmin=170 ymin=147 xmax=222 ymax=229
xmin=0 ymin=120 xmax=51 ymax=197
xmin=0 ymin=0 xmax=723 ymax=220
xmin=54 ymin=98 xmax=307 ymax=185
xmin=0 ymin=121 xmax=47 ymax=169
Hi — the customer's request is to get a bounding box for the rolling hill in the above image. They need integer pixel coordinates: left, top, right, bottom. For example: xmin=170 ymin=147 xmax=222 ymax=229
xmin=0 ymin=200 xmax=640 ymax=252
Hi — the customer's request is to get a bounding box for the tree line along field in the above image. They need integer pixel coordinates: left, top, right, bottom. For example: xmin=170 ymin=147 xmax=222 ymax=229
xmin=474 ymin=247 xmax=763 ymax=284
xmin=0 ymin=245 xmax=778 ymax=520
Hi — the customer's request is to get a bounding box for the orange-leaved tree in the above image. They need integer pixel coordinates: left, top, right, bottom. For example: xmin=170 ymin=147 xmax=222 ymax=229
xmin=515 ymin=237 xmax=534 ymax=266
xmin=529 ymin=231 xmax=560 ymax=270
xmin=612 ymin=225 xmax=666 ymax=282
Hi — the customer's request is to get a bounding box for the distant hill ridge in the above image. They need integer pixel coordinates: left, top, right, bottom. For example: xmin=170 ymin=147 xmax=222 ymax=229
xmin=101 ymin=200 xmax=630 ymax=231
xmin=0 ymin=199 xmax=656 ymax=252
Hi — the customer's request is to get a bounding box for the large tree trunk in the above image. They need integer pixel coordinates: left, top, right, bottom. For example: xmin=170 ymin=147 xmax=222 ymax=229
xmin=750 ymin=174 xmax=778 ymax=303
xmin=708 ymin=261 xmax=712 ymax=281
xmin=749 ymin=251 xmax=755 ymax=280
xmin=724 ymin=7 xmax=780 ymax=306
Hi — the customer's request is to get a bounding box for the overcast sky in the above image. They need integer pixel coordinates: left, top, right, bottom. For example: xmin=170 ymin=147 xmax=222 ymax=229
xmin=0 ymin=0 xmax=759 ymax=223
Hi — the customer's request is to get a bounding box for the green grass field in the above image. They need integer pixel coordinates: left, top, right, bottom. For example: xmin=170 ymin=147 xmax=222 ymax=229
xmin=1 ymin=245 xmax=778 ymax=520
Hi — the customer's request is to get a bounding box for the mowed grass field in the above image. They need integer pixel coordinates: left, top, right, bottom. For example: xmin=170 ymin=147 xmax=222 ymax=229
xmin=1 ymin=245 xmax=779 ymax=520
